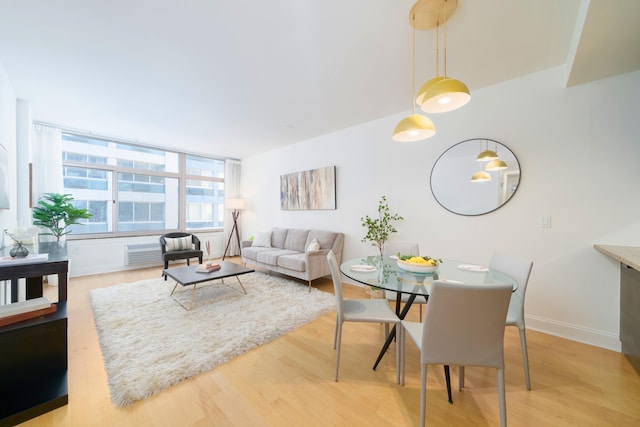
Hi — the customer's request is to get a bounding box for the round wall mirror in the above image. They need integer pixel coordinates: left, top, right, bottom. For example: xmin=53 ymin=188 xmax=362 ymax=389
xmin=430 ymin=138 xmax=521 ymax=216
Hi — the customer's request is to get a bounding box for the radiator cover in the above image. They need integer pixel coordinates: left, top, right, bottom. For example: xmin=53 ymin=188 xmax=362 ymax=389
xmin=124 ymin=243 xmax=162 ymax=266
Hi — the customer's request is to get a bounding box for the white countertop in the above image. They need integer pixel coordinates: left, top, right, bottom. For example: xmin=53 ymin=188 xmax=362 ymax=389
xmin=594 ymin=244 xmax=640 ymax=271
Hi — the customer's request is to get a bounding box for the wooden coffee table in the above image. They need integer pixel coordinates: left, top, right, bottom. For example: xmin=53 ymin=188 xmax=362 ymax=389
xmin=164 ymin=261 xmax=254 ymax=310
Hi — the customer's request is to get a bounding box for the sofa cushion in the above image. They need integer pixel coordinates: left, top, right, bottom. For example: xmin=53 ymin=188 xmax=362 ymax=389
xmin=257 ymin=249 xmax=298 ymax=266
xmin=271 ymin=227 xmax=289 ymax=249
xmin=242 ymin=246 xmax=277 ymax=262
xmin=252 ymin=231 xmax=272 ymax=247
xmin=284 ymin=229 xmax=310 ymax=252
xmin=277 ymin=253 xmax=307 ymax=272
xmin=306 ymin=230 xmax=338 ymax=250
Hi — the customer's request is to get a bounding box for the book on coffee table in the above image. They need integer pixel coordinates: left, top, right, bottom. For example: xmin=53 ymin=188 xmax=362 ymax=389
xmin=195 ymin=263 xmax=221 ymax=273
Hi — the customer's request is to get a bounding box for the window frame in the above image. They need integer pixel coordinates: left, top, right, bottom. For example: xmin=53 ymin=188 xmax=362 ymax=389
xmin=61 ymin=132 xmax=227 ymax=239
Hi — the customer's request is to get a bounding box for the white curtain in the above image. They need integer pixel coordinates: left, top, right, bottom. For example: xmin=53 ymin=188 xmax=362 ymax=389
xmin=31 ymin=124 xmax=63 ymax=206
xmin=224 ymin=159 xmax=242 ymax=256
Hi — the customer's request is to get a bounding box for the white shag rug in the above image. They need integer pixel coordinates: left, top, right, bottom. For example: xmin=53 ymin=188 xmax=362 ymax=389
xmin=89 ymin=272 xmax=335 ymax=406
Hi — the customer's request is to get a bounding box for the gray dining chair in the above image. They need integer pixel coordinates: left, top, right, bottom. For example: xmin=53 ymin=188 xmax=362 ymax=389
xmin=384 ymin=242 xmax=428 ymax=322
xmin=490 ymin=253 xmax=534 ymax=390
xmin=401 ymin=280 xmax=513 ymax=427
xmin=327 ymin=250 xmax=402 ymax=382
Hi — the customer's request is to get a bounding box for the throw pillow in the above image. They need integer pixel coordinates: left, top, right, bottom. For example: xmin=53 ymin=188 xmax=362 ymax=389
xmin=165 ymin=236 xmax=193 ymax=251
xmin=252 ymin=231 xmax=272 ymax=248
xmin=306 ymin=238 xmax=320 ymax=252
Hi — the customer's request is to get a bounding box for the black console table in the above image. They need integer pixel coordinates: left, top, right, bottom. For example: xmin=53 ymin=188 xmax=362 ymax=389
xmin=0 ymin=242 xmax=69 ymax=427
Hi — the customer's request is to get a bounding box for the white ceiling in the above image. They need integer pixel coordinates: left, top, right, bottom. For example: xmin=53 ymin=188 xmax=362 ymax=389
xmin=0 ymin=0 xmax=638 ymax=159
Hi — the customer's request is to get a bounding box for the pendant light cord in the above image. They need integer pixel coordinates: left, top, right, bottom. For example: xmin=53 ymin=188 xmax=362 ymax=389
xmin=443 ymin=0 xmax=448 ymax=78
xmin=411 ymin=14 xmax=417 ymax=114
xmin=435 ymin=14 xmax=439 ymax=76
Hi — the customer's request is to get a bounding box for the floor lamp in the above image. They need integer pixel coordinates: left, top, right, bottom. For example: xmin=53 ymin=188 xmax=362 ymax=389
xmin=223 ymin=198 xmax=244 ymax=260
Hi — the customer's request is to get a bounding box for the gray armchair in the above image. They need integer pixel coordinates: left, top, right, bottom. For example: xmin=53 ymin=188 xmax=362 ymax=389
xmin=160 ymin=232 xmax=203 ymax=280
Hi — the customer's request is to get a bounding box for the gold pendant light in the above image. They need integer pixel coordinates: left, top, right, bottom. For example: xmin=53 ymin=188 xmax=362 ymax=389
xmin=414 ymin=0 xmax=470 ymax=113
xmin=470 ymin=171 xmax=491 ymax=182
xmin=485 ymin=159 xmax=508 ymax=171
xmin=476 ymin=139 xmax=498 ymax=161
xmin=393 ymin=12 xmax=435 ymax=142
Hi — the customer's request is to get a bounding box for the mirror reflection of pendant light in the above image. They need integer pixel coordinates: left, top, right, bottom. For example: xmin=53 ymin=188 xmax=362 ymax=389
xmin=470 ymin=171 xmax=491 ymax=182
xmin=393 ymin=14 xmax=435 ymax=142
xmin=485 ymin=159 xmax=508 ymax=171
xmin=415 ymin=0 xmax=470 ymax=114
xmin=476 ymin=139 xmax=498 ymax=162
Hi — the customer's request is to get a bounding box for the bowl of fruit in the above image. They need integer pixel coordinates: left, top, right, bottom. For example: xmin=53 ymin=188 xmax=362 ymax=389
xmin=396 ymin=255 xmax=441 ymax=273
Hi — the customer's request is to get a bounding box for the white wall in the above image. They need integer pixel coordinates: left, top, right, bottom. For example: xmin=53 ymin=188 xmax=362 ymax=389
xmin=242 ymin=66 xmax=640 ymax=351
xmin=67 ymin=231 xmax=225 ymax=277
xmin=0 ymin=61 xmax=17 ymax=238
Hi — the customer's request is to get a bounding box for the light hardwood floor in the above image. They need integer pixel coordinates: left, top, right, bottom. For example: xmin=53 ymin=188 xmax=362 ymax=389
xmin=19 ymin=258 xmax=640 ymax=426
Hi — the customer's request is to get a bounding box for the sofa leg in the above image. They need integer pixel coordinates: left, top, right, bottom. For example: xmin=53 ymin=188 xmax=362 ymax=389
xmin=308 ymin=281 xmax=312 ymax=292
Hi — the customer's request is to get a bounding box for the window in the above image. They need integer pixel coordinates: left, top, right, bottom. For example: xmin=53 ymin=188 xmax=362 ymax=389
xmin=184 ymin=155 xmax=225 ymax=230
xmin=61 ymin=132 xmax=227 ymax=236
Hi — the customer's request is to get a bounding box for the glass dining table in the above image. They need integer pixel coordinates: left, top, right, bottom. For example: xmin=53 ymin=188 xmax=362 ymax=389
xmin=340 ymin=255 xmax=518 ymax=370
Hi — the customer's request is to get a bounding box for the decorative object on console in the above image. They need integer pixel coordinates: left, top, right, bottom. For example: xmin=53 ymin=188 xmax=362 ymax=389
xmin=280 ymin=166 xmax=336 ymax=210
xmin=222 ymin=198 xmax=244 ymax=260
xmin=4 ymin=228 xmax=39 ymax=258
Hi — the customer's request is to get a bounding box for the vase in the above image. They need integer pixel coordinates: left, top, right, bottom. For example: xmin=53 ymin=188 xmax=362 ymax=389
xmin=10 ymin=243 xmax=29 ymax=258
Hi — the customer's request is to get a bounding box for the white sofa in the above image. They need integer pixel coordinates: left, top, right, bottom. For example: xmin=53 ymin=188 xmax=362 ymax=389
xmin=241 ymin=227 xmax=345 ymax=291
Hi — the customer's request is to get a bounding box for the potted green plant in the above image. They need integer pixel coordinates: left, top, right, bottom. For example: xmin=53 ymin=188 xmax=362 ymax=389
xmin=32 ymin=193 xmax=92 ymax=242
xmin=360 ymin=195 xmax=404 ymax=257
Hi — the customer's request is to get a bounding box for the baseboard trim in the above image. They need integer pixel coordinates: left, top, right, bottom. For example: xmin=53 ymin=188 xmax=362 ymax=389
xmin=526 ymin=314 xmax=621 ymax=352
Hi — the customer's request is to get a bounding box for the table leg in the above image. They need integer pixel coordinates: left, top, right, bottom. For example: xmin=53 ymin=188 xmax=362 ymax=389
xmin=189 ymin=284 xmax=197 ymax=310
xmin=444 ymin=365 xmax=453 ymax=403
xmin=373 ymin=293 xmax=417 ymax=370
xmin=379 ymin=292 xmax=452 ymax=403
xmin=170 ymin=282 xmax=179 ymax=296
xmin=235 ymin=276 xmax=247 ymax=294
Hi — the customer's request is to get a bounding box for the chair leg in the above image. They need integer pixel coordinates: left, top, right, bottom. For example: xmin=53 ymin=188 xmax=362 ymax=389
xmin=497 ymin=368 xmax=507 ymax=427
xmin=163 ymin=261 xmax=169 ymax=280
xmin=519 ymin=327 xmax=531 ymax=390
xmin=333 ymin=316 xmax=339 ymax=349
xmin=334 ymin=322 xmax=343 ymax=381
xmin=395 ymin=322 xmax=401 ymax=385
xmin=419 ymin=304 xmax=423 ymax=322
xmin=459 ymin=366 xmax=465 ymax=390
xmin=420 ymin=364 xmax=427 ymax=427
xmin=400 ymin=323 xmax=406 ymax=386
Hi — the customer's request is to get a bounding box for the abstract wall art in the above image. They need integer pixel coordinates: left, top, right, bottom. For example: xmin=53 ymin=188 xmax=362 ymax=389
xmin=280 ymin=166 xmax=336 ymax=210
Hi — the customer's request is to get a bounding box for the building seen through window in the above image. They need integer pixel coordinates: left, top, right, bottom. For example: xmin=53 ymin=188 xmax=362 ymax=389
xmin=61 ymin=132 xmax=225 ymax=236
